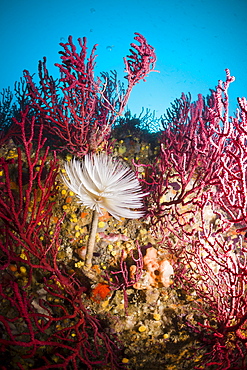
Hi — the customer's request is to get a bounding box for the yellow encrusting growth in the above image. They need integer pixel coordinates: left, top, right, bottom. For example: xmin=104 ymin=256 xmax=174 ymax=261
xmin=153 ymin=313 xmax=161 ymax=321
xmin=19 ymin=266 xmax=27 ymax=275
xmin=66 ymin=154 xmax=72 ymax=161
xmin=138 ymin=325 xmax=147 ymax=332
xmin=98 ymin=221 xmax=105 ymax=228
xmin=20 ymin=250 xmax=28 ymax=260
xmin=75 ymin=261 xmax=84 ymax=268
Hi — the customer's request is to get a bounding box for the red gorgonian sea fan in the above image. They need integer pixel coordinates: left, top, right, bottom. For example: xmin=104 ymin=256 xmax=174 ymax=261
xmin=136 ymin=69 xmax=247 ymax=369
xmin=23 ymin=33 xmax=157 ymax=157
xmin=0 ymin=110 xmax=125 ymax=369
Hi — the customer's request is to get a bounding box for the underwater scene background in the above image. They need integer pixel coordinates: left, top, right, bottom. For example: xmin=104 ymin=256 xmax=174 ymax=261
xmin=1 ymin=1 xmax=247 ymax=369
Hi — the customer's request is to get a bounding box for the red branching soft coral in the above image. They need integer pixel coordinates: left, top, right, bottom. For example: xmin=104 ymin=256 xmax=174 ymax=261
xmin=23 ymin=33 xmax=156 ymax=157
xmin=0 ymin=110 xmax=124 ymax=369
xmin=136 ymin=69 xmax=247 ymax=369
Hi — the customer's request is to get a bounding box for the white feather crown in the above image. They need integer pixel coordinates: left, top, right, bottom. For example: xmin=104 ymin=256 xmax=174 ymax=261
xmin=61 ymin=153 xmax=147 ymax=220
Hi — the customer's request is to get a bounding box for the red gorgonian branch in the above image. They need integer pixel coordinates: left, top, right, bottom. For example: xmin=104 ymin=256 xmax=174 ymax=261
xmin=23 ymin=33 xmax=157 ymax=157
xmin=0 ymin=110 xmax=124 ymax=369
xmin=106 ymin=241 xmax=143 ymax=314
xmin=136 ymin=69 xmax=247 ymax=369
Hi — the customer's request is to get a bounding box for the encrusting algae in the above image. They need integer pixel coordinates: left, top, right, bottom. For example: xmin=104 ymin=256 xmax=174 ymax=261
xmin=42 ymin=136 xmax=199 ymax=369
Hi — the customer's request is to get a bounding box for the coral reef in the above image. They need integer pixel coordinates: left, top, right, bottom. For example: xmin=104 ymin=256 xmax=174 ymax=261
xmin=0 ymin=31 xmax=247 ymax=370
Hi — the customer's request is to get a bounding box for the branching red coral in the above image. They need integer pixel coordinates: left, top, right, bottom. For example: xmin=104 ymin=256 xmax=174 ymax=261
xmin=0 ymin=274 xmax=123 ymax=369
xmin=23 ymin=33 xmax=156 ymax=157
xmin=137 ymin=70 xmax=247 ymax=368
xmin=0 ymin=109 xmax=60 ymax=271
xmin=0 ymin=110 xmax=124 ymax=369
xmin=106 ymin=241 xmax=143 ymax=313
xmin=137 ymin=70 xmax=247 ymax=237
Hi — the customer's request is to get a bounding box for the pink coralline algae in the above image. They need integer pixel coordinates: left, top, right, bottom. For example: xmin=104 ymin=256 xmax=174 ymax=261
xmin=132 ymin=246 xmax=174 ymax=289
